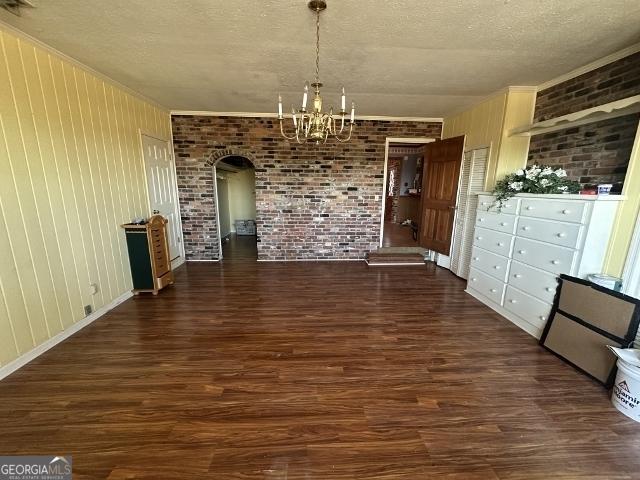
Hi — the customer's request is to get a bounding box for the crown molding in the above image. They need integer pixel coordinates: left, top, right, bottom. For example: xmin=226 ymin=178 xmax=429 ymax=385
xmin=442 ymin=85 xmax=538 ymax=119
xmin=537 ymin=42 xmax=640 ymax=92
xmin=170 ymin=110 xmax=443 ymax=123
xmin=0 ymin=20 xmax=169 ymax=112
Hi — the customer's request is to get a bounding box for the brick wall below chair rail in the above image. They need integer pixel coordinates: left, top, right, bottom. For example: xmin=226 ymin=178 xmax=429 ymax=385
xmin=171 ymin=116 xmax=442 ymax=261
xmin=527 ymin=114 xmax=639 ymax=187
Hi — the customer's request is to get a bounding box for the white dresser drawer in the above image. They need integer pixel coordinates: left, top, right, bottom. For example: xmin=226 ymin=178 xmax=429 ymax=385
xmin=504 ymin=286 xmax=552 ymax=330
xmin=516 ymin=217 xmax=582 ymax=249
xmin=512 ymin=237 xmax=576 ymax=275
xmin=520 ymin=198 xmax=587 ymax=224
xmin=508 ymin=261 xmax=559 ymax=304
xmin=478 ymin=195 xmax=519 ymax=215
xmin=475 ymin=211 xmax=517 ymax=234
xmin=470 ymin=246 xmax=510 ymax=282
xmin=468 ymin=268 xmax=506 ymax=305
xmin=473 ymin=227 xmax=514 ymax=257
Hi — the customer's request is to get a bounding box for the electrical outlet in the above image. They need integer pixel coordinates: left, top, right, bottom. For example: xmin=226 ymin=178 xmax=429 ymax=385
xmin=89 ymin=283 xmax=99 ymax=295
xmin=84 ymin=305 xmax=93 ymax=316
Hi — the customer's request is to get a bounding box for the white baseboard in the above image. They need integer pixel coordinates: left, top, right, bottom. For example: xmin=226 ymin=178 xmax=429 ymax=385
xmin=0 ymin=290 xmax=133 ymax=381
xmin=187 ymin=259 xmax=220 ymax=262
xmin=465 ymin=287 xmax=543 ymax=339
xmin=171 ymin=256 xmax=186 ymax=269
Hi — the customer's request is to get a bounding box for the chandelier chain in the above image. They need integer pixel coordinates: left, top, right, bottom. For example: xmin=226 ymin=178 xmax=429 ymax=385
xmin=315 ymin=7 xmax=320 ymax=84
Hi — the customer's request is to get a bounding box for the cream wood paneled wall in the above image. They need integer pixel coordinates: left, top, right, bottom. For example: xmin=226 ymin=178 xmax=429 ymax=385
xmin=604 ymin=122 xmax=640 ymax=277
xmin=442 ymin=88 xmax=536 ymax=191
xmin=0 ymin=26 xmax=170 ymax=366
xmin=442 ymin=92 xmax=507 ymax=190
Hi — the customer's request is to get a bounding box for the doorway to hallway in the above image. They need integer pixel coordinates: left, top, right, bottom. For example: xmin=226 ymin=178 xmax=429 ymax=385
xmin=214 ymin=156 xmax=257 ymax=261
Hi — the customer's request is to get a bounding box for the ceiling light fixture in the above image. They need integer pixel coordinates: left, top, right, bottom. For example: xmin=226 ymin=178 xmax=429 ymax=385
xmin=277 ymin=0 xmax=355 ymax=144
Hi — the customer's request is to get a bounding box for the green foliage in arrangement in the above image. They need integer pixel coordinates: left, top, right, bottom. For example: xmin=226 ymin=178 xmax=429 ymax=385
xmin=491 ymin=164 xmax=581 ymax=209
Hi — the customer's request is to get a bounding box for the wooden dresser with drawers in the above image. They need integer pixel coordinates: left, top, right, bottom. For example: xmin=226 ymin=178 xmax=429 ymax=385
xmin=465 ymin=193 xmax=623 ymax=338
xmin=122 ymin=215 xmax=174 ymax=295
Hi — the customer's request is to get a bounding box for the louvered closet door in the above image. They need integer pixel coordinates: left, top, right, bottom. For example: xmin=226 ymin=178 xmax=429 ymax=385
xmin=450 ymin=150 xmax=473 ymax=275
xmin=451 ymin=147 xmax=489 ymax=279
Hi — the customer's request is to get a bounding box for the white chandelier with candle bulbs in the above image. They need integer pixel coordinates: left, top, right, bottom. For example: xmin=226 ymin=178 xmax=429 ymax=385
xmin=277 ymin=0 xmax=355 ymax=144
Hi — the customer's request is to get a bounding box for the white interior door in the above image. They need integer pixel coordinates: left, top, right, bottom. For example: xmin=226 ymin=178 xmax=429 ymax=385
xmin=142 ymin=134 xmax=182 ymax=261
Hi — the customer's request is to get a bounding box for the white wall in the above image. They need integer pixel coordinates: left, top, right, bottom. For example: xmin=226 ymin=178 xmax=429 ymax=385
xmin=228 ymin=169 xmax=256 ymax=231
xmin=216 ymin=176 xmax=231 ymax=238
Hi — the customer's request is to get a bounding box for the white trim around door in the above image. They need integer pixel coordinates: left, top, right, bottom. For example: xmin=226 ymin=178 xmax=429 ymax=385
xmin=380 ymin=137 xmax=437 ymax=248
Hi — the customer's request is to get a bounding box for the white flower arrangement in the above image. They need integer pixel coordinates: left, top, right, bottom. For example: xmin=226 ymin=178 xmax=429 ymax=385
xmin=491 ymin=164 xmax=580 ymax=209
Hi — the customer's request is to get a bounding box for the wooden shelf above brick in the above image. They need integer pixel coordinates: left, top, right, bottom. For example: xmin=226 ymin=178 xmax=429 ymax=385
xmin=509 ymin=95 xmax=640 ymax=137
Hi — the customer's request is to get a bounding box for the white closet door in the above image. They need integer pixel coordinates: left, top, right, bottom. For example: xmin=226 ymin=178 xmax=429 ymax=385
xmin=450 ymin=150 xmax=473 ymax=275
xmin=450 ymin=147 xmax=489 ymax=279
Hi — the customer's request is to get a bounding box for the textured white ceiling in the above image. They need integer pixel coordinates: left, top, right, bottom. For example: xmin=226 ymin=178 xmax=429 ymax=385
xmin=2 ymin=0 xmax=639 ymax=117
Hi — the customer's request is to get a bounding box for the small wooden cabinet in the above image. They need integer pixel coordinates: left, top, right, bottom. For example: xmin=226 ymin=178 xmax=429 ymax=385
xmin=121 ymin=215 xmax=174 ymax=295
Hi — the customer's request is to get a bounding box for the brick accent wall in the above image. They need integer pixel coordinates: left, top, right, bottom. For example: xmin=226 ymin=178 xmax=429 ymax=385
xmin=528 ymin=52 xmax=640 ymax=186
xmin=533 ymin=52 xmax=640 ymax=122
xmin=528 ymin=114 xmax=640 ymax=185
xmin=171 ymin=116 xmax=441 ymax=260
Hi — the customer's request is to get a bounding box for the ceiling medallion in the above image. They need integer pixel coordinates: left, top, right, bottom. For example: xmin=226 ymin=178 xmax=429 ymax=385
xmin=277 ymin=0 xmax=355 ymax=144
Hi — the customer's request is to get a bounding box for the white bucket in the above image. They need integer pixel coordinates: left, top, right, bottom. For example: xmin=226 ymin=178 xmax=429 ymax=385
xmin=611 ymin=359 xmax=640 ymax=422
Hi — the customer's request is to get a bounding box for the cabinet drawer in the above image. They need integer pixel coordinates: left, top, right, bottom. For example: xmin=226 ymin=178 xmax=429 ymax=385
xmin=504 ymin=286 xmax=552 ymax=330
xmin=475 ymin=211 xmax=517 ymax=234
xmin=468 ymin=268 xmax=506 ymax=305
xmin=512 ymin=237 xmax=576 ymax=275
xmin=478 ymin=195 xmax=519 ymax=215
xmin=519 ymin=198 xmax=587 ymax=224
xmin=508 ymin=261 xmax=559 ymax=304
xmin=516 ymin=217 xmax=582 ymax=249
xmin=472 ymin=227 xmax=514 ymax=257
xmin=470 ymin=246 xmax=509 ymax=282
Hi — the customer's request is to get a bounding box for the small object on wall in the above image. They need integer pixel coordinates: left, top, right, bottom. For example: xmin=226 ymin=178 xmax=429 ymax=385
xmin=597 ymin=183 xmax=613 ymax=195
xmin=121 ymin=215 xmax=174 ymax=295
xmin=580 ymin=185 xmax=598 ymax=195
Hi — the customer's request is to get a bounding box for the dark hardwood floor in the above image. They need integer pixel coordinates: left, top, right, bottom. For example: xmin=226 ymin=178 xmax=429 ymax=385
xmin=1 ymin=261 xmax=639 ymax=479
xmin=222 ymin=233 xmax=258 ymax=261
xmin=382 ymin=221 xmax=418 ymax=247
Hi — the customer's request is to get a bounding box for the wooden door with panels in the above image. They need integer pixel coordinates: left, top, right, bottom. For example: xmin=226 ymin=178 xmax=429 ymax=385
xmin=418 ymin=135 xmax=466 ymax=255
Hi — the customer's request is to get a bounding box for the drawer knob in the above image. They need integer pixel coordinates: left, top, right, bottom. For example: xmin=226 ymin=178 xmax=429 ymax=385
xmin=482 ymin=202 xmax=488 ymax=206
xmin=518 ymin=250 xmax=526 ymax=254
xmin=551 ymin=260 xmax=560 ymax=265
xmin=500 ymin=222 xmax=508 ymax=226
xmin=478 ymin=218 xmax=485 ymax=222
xmin=497 ymin=242 xmax=504 ymax=246
xmin=522 ymin=226 xmax=531 ymax=231
xmin=476 ymin=236 xmax=483 ymax=240
xmin=509 ymin=299 xmax=517 ymax=304
xmin=526 ymin=206 xmax=534 ymax=210
xmin=473 ymin=257 xmax=479 ymax=261
xmin=557 ymin=232 xmax=566 ymax=238
xmin=514 ymin=274 xmax=522 ymax=278
xmin=471 ymin=277 xmax=477 ymax=282
xmin=540 ymin=315 xmax=547 ymax=321
xmin=562 ymin=209 xmax=571 ymax=214
xmin=490 ymin=288 xmax=497 ymax=293
xmin=494 ymin=265 xmax=501 ymax=269
xmin=546 ymin=287 xmax=554 ymax=292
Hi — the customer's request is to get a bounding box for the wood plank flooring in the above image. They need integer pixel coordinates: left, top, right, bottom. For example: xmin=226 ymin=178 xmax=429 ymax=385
xmin=1 ymin=260 xmax=639 ymax=479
